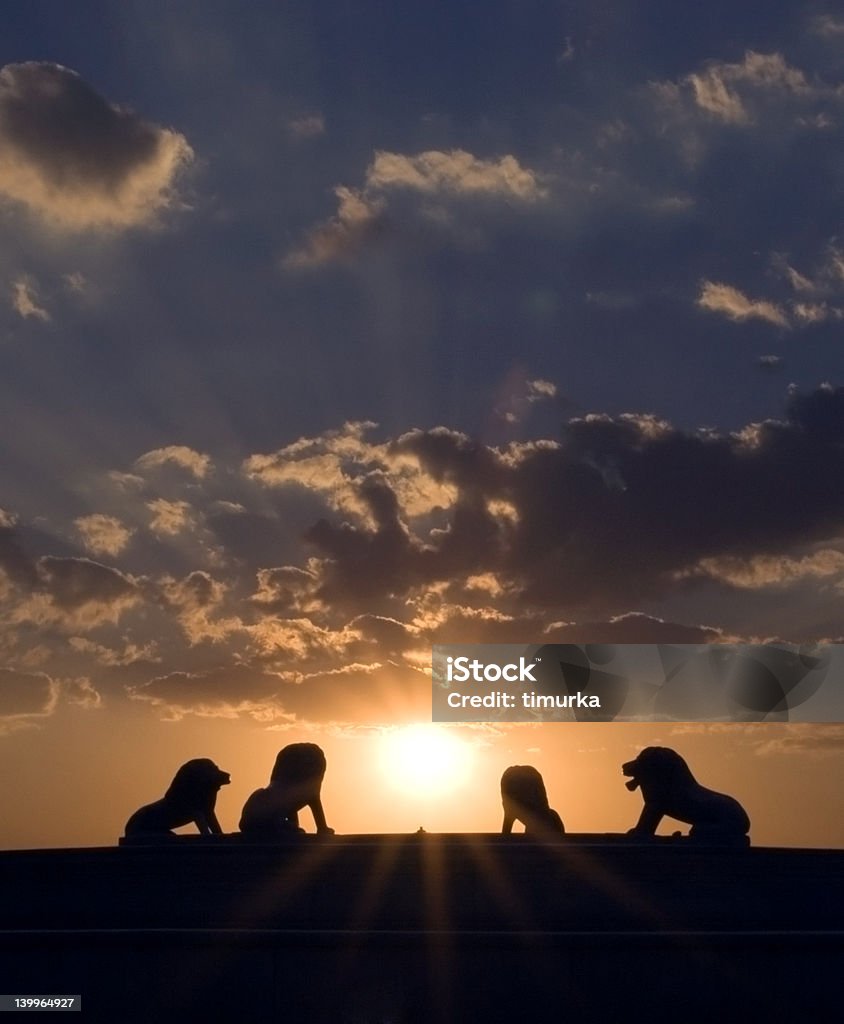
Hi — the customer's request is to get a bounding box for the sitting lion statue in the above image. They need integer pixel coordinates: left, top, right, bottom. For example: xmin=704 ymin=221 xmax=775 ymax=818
xmin=622 ymin=746 xmax=750 ymax=845
xmin=240 ymin=742 xmax=334 ymax=838
xmin=124 ymin=758 xmax=230 ymax=837
xmin=501 ymin=765 xmax=565 ymax=836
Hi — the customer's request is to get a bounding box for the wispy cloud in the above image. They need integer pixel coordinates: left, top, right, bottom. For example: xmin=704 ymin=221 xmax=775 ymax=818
xmin=687 ymin=52 xmax=808 ymax=124
xmin=11 ymin=275 xmax=49 ymax=321
xmin=286 ymin=114 xmax=325 ymax=139
xmin=146 ymin=498 xmax=193 ymax=536
xmin=810 ymin=14 xmax=844 ymax=37
xmin=691 ymin=549 xmax=844 ymax=589
xmin=74 ymin=514 xmax=134 ymax=557
xmin=135 ymin=445 xmax=211 ymax=479
xmin=697 ymin=280 xmax=789 ymax=327
xmin=283 ymin=187 xmax=385 ymax=269
xmin=365 ymin=149 xmax=547 ymax=201
xmin=285 ymin=148 xmax=546 ymax=268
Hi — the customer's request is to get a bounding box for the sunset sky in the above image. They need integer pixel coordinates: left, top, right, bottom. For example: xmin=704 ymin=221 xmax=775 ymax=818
xmin=1 ymin=2 xmax=843 ymax=851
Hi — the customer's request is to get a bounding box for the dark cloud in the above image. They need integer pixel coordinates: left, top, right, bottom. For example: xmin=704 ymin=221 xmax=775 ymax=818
xmin=304 ymin=473 xmax=419 ymax=605
xmin=62 ymin=676 xmax=102 ymax=710
xmin=128 ymin=665 xmax=286 ymax=721
xmin=0 ymin=62 xmax=192 ymax=229
xmin=0 ymin=511 xmax=39 ymax=588
xmin=278 ymin=661 xmax=429 ymax=723
xmin=348 ymin=614 xmax=417 ymax=652
xmin=0 ymin=515 xmax=140 ymax=629
xmin=417 ymin=606 xmax=721 ymax=647
xmin=162 ymin=570 xmax=221 ymax=611
xmin=3 ymin=387 xmax=841 ymax=720
xmin=38 ymin=557 xmax=137 ymax=611
xmin=0 ymin=668 xmax=57 ymax=718
xmin=303 ymin=386 xmax=844 ymax=615
xmin=205 ymin=509 xmax=291 ymax=567
xmin=545 ymin=613 xmax=722 ymax=645
xmin=112 ymin=609 xmax=719 ymax=719
xmin=128 ymin=660 xmax=428 ymax=724
xmin=251 ymin=566 xmax=318 ymax=614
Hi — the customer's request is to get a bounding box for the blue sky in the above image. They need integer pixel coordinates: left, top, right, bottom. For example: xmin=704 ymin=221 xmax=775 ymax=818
xmin=1 ymin=3 xmax=843 ymax=845
xmin=4 ymin=1 xmax=842 ymax=460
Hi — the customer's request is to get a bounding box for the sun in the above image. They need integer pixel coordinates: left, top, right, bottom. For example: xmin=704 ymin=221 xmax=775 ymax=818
xmin=379 ymin=725 xmax=474 ymax=798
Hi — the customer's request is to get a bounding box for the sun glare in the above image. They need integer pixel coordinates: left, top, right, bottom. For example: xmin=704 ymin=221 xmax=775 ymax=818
xmin=379 ymin=725 xmax=474 ymax=798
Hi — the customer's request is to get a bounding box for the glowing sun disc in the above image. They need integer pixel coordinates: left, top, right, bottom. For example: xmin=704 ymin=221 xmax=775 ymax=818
xmin=380 ymin=725 xmax=473 ymax=798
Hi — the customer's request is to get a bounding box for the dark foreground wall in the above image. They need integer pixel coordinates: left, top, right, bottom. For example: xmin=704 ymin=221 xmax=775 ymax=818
xmin=1 ymin=834 xmax=842 ymax=1022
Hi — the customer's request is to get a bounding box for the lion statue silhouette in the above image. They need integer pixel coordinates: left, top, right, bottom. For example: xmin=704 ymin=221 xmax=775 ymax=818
xmin=240 ymin=742 xmax=334 ymax=838
xmin=124 ymin=758 xmax=230 ymax=837
xmin=501 ymin=765 xmax=565 ymax=836
xmin=622 ymin=746 xmax=750 ymax=846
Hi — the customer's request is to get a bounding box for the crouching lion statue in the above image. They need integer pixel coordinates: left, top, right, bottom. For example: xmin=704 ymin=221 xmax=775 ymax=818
xmin=124 ymin=758 xmax=230 ymax=837
xmin=623 ymin=746 xmax=750 ymax=846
